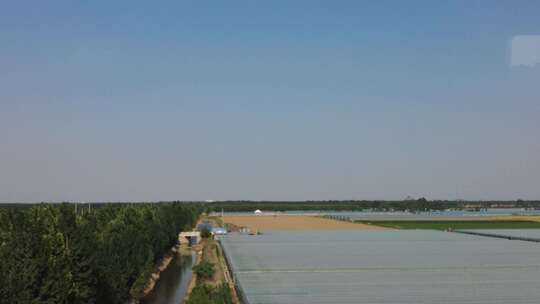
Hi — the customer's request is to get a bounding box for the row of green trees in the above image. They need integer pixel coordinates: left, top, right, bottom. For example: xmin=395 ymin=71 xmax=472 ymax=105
xmin=206 ymin=199 xmax=540 ymax=213
xmin=0 ymin=202 xmax=202 ymax=304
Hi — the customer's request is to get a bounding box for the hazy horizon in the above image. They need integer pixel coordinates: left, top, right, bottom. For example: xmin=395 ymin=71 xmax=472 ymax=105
xmin=2 ymin=1 xmax=539 ymax=202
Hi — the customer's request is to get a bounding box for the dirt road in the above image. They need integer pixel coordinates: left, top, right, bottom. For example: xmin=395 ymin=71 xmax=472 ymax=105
xmin=223 ymin=215 xmax=388 ymax=231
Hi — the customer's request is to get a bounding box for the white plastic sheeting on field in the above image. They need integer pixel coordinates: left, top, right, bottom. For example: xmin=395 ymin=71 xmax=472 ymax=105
xmin=460 ymin=229 xmax=540 ymax=240
xmin=221 ymin=230 xmax=540 ymax=304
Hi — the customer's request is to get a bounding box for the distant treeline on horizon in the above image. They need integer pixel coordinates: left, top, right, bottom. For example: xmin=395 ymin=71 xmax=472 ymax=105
xmin=2 ymin=199 xmax=540 ymax=212
xmin=205 ymin=199 xmax=540 ymax=212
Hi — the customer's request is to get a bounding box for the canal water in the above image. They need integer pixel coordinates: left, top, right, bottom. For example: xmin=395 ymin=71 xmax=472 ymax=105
xmin=141 ymin=251 xmax=196 ymax=304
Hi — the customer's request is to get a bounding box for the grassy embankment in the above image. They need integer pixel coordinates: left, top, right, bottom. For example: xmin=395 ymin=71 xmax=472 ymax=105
xmin=359 ymin=220 xmax=540 ymax=230
xmin=185 ymin=216 xmax=237 ymax=304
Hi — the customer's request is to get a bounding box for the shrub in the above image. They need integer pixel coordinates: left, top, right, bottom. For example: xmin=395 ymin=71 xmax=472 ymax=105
xmin=193 ymin=261 xmax=215 ymax=280
xmin=213 ymin=284 xmax=233 ymax=304
xmin=200 ymin=227 xmax=212 ymax=239
xmin=186 ymin=284 xmax=214 ymax=304
xmin=186 ymin=284 xmax=233 ymax=304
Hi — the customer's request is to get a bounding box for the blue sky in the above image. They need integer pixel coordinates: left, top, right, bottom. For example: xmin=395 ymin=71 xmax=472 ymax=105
xmin=1 ymin=1 xmax=539 ymax=202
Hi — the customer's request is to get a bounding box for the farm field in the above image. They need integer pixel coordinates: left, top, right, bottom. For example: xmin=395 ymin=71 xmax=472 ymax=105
xmin=214 ymin=210 xmax=540 ymax=222
xmin=492 ymin=215 xmax=540 ymax=222
xmin=222 ymin=215 xmax=387 ymax=231
xmin=221 ymin=230 xmax=540 ymax=304
xmin=361 ymin=220 xmax=540 ymax=230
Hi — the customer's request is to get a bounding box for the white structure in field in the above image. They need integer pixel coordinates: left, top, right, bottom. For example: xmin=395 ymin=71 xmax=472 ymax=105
xmin=179 ymin=231 xmax=201 ymax=246
xmin=212 ymin=227 xmax=228 ymax=235
xmin=254 ymin=209 xmax=262 ymax=215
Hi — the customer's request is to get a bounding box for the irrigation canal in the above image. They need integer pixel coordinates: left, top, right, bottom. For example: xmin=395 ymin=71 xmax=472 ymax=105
xmin=141 ymin=252 xmax=196 ymax=304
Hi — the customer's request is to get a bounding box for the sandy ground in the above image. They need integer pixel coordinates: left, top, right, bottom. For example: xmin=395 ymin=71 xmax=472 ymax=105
xmin=223 ymin=215 xmax=388 ymax=231
xmin=491 ymin=215 xmax=540 ymax=222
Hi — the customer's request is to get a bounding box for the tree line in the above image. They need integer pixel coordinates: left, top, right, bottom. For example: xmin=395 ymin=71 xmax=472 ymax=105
xmin=0 ymin=202 xmax=202 ymax=304
xmin=206 ymin=199 xmax=540 ymax=213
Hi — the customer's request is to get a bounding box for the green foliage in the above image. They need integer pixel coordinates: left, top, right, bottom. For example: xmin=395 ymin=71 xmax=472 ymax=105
xmin=193 ymin=261 xmax=215 ymax=280
xmin=213 ymin=284 xmax=233 ymax=304
xmin=200 ymin=227 xmax=212 ymax=238
xmin=186 ymin=284 xmax=233 ymax=304
xmin=186 ymin=284 xmax=214 ymax=304
xmin=129 ymin=261 xmax=154 ymax=299
xmin=359 ymin=220 xmax=540 ymax=230
xmin=214 ymin=244 xmax=221 ymax=258
xmin=0 ymin=202 xmax=202 ymax=304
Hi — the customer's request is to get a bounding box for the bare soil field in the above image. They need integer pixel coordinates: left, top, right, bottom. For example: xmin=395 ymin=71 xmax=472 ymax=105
xmin=223 ymin=215 xmax=388 ymax=231
xmin=491 ymin=215 xmax=540 ymax=222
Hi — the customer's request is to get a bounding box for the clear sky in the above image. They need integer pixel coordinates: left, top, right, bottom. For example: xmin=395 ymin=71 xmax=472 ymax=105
xmin=1 ymin=1 xmax=539 ymax=202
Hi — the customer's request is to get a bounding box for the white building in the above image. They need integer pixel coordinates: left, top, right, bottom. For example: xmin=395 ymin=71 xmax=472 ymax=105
xmin=179 ymin=231 xmax=201 ymax=246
